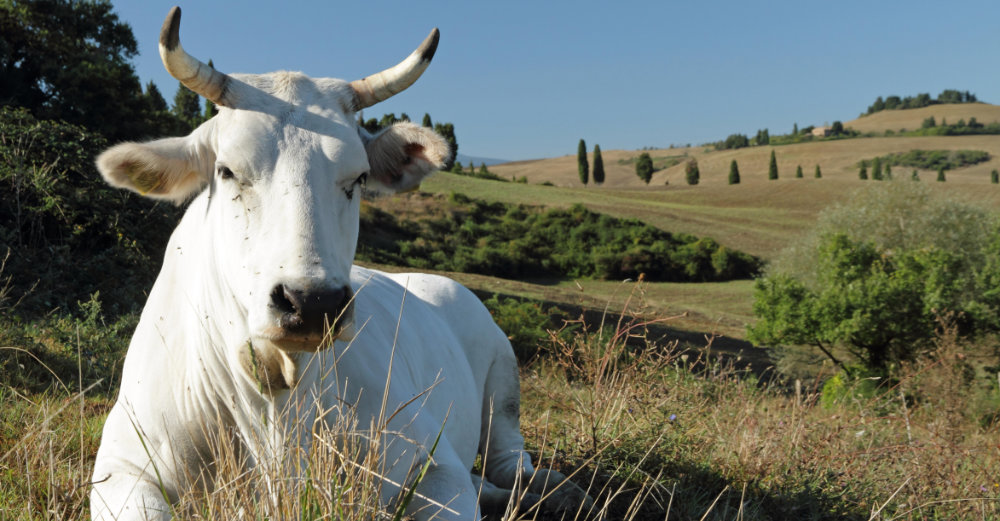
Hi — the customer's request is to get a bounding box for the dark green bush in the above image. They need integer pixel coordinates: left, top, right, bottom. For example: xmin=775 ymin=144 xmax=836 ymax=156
xmin=0 ymin=108 xmax=181 ymax=318
xmin=358 ymin=195 xmax=761 ymax=283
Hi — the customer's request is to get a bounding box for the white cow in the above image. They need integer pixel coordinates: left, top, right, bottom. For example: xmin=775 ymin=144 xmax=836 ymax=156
xmin=89 ymin=7 xmax=597 ymax=521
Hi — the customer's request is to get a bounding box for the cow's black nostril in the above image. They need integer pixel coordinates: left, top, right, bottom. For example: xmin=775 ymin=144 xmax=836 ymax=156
xmin=270 ymin=283 xmax=352 ymax=334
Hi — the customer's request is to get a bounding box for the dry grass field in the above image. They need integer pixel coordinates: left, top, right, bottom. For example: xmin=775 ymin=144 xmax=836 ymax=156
xmin=844 ymin=102 xmax=1000 ymax=134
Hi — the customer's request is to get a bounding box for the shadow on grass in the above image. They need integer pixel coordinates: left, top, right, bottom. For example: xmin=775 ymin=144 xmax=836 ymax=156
xmin=547 ymin=450 xmax=869 ymax=521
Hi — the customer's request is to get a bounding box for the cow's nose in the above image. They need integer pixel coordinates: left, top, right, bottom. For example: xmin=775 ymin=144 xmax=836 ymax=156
xmin=270 ymin=283 xmax=352 ymax=335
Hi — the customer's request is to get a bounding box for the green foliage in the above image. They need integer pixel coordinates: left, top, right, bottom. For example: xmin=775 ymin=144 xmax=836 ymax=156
xmin=937 ymin=168 xmax=946 ymax=182
xmin=864 ymin=90 xmax=977 ymax=116
xmin=172 ymin=83 xmax=204 ymax=132
xmin=0 ymin=108 xmax=182 ymax=317
xmin=728 ymin=159 xmax=740 ymax=185
xmin=750 ymin=180 xmax=1000 ymax=371
xmin=992 ymin=169 xmax=999 ymax=184
xmin=753 ymin=128 xmax=769 ymax=146
xmin=421 ymin=113 xmax=432 ymax=128
xmin=768 ymin=149 xmax=778 ymax=180
xmin=635 ymin=152 xmax=653 ymax=184
xmin=684 ymin=159 xmax=699 ymax=185
xmin=795 ymin=165 xmax=803 ymax=178
xmin=871 ymin=157 xmax=883 ymax=181
xmin=357 ymin=195 xmax=761 ymax=283
xmin=577 ymin=139 xmax=589 ymax=185
xmin=922 ymin=116 xmax=936 ymax=129
xmin=859 ymin=164 xmax=868 ymax=180
xmin=814 ymin=164 xmax=822 ymax=178
xmin=481 ymin=295 xmax=573 ymax=361
xmin=592 ymin=144 xmax=605 ymax=184
xmin=0 ymin=0 xmax=166 ymax=141
xmin=860 ymin=150 xmax=990 ymax=172
xmin=715 ymin=133 xmax=750 ymax=150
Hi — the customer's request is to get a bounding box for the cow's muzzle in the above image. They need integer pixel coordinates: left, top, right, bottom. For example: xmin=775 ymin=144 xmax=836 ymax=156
xmin=267 ymin=283 xmax=353 ymax=348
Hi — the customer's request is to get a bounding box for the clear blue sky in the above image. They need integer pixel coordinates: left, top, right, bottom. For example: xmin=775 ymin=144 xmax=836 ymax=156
xmin=113 ymin=0 xmax=1000 ymax=161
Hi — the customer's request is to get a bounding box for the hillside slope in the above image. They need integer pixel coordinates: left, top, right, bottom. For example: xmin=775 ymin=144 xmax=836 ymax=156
xmin=844 ymin=102 xmax=1000 ymax=134
xmin=427 ymin=135 xmax=1000 ymax=259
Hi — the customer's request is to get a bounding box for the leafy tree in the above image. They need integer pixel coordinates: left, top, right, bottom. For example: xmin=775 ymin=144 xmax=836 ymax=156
xmin=577 ymin=139 xmax=589 ymax=185
xmin=0 ymin=0 xmax=159 ymax=141
xmin=719 ymin=133 xmax=750 ymax=150
xmin=793 ymin=122 xmax=798 ymax=135
xmin=830 ymin=121 xmax=844 ymax=136
xmin=635 ymin=152 xmax=653 ymax=184
xmin=685 ymin=159 xmax=700 ymax=185
xmin=992 ymin=169 xmax=999 ymax=184
xmin=749 ymin=180 xmax=1000 ymax=372
xmin=729 ymin=159 xmax=740 ymax=185
xmin=922 ymin=116 xmax=937 ymax=129
xmin=592 ymin=144 xmax=605 ymax=184
xmin=768 ymin=149 xmax=778 ymax=180
xmin=422 ymin=113 xmax=433 ymax=128
xmin=937 ymin=168 xmax=946 ymax=182
xmin=754 ymin=128 xmax=770 ymax=146
xmin=795 ymin=165 xmax=803 ymax=178
xmin=859 ymin=164 xmax=868 ymax=180
xmin=814 ymin=164 xmax=822 ymax=179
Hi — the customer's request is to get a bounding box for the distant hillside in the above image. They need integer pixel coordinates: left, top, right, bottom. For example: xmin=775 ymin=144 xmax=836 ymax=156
xmin=456 ymin=153 xmax=508 ymax=167
xmin=846 ymin=103 xmax=1000 ymax=134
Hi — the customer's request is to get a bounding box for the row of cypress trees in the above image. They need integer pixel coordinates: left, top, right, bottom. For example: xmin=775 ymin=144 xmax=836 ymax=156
xmin=576 ymin=139 xmax=606 ymax=185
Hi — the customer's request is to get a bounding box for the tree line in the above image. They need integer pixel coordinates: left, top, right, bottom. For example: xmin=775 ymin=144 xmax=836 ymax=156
xmin=864 ymin=89 xmax=979 ymax=116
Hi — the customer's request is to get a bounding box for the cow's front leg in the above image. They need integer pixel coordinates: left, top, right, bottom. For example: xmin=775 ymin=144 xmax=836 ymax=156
xmin=393 ymin=459 xmax=480 ymax=521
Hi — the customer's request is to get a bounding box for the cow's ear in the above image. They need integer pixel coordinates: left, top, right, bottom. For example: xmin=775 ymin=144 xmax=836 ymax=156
xmin=363 ymin=122 xmax=450 ymax=194
xmin=96 ymin=123 xmax=216 ymax=203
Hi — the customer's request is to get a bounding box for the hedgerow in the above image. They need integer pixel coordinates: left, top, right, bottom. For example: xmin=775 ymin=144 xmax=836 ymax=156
xmin=358 ymin=193 xmax=761 ymax=283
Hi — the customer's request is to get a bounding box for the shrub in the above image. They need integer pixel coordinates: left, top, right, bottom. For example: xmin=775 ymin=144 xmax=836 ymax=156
xmin=749 ymin=180 xmax=1000 ymax=372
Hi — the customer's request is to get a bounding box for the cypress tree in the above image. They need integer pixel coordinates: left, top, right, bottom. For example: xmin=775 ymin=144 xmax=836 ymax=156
xmin=814 ymin=164 xmax=822 ymax=178
xmin=422 ymin=113 xmax=433 ymax=128
xmin=685 ymin=159 xmax=700 ymax=185
xmin=592 ymin=144 xmax=605 ymax=184
xmin=768 ymin=149 xmax=778 ymax=180
xmin=577 ymin=139 xmax=589 ymax=185
xmin=872 ymin=157 xmax=883 ymax=180
xmin=937 ymin=168 xmax=946 ymax=182
xmin=576 ymin=139 xmax=590 ymax=185
xmin=795 ymin=165 xmax=803 ymax=178
xmin=859 ymin=165 xmax=868 ymax=180
xmin=992 ymin=169 xmax=999 ymax=184
xmin=729 ymin=159 xmax=741 ymax=185
xmin=885 ymin=164 xmax=892 ymax=180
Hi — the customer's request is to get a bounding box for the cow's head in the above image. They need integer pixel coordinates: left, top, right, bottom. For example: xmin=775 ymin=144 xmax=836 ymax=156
xmin=96 ymin=7 xmax=449 ymax=359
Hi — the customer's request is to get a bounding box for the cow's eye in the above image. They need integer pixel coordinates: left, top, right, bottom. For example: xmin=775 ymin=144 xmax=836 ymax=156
xmin=344 ymin=172 xmax=368 ymax=201
xmin=217 ymin=166 xmax=235 ymax=180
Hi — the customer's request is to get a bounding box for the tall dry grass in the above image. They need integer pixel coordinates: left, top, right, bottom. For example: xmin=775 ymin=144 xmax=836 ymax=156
xmin=2 ymin=282 xmax=999 ymax=520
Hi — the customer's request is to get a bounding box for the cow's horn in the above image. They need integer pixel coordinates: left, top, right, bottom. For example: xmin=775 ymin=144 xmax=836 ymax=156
xmin=350 ymin=28 xmax=439 ymax=110
xmin=159 ymin=6 xmax=232 ymax=107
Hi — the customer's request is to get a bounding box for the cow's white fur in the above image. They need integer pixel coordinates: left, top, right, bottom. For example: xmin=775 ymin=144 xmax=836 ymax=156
xmin=90 ymin=55 xmax=592 ymax=521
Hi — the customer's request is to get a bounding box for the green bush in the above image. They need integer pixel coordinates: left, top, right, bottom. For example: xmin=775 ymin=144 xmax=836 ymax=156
xmin=750 ymin=180 xmax=1000 ymax=372
xmin=358 ymin=195 xmax=761 ymax=283
xmin=0 ymin=108 xmax=181 ymax=318
xmin=859 ymin=150 xmax=990 ymax=172
xmin=481 ymin=294 xmax=574 ymax=361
